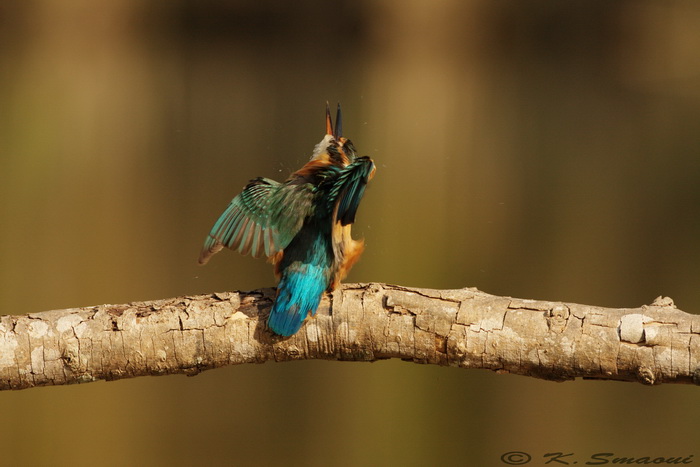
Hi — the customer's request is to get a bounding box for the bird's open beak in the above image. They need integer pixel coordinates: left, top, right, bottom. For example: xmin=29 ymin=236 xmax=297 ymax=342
xmin=325 ymin=102 xmax=343 ymax=139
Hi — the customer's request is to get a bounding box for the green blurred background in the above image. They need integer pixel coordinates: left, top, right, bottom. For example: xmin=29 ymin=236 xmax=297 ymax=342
xmin=1 ymin=1 xmax=699 ymax=466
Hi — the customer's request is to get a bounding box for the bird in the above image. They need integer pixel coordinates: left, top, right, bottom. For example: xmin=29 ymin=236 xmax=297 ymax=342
xmin=198 ymin=103 xmax=375 ymax=336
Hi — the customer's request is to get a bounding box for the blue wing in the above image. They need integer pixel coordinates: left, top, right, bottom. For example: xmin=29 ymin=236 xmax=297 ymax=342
xmin=198 ymin=177 xmax=314 ymax=264
xmin=328 ymin=157 xmax=375 ymax=226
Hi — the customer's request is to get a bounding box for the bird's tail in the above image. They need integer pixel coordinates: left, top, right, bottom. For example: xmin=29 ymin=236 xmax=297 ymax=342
xmin=268 ymin=264 xmax=328 ymax=336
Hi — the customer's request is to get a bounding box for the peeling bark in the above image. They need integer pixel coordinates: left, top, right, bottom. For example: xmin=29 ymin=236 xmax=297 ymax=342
xmin=1 ymin=283 xmax=699 ymax=391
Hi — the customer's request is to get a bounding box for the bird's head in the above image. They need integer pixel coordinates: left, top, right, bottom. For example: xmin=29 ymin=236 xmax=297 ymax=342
xmin=310 ymin=103 xmax=357 ymax=166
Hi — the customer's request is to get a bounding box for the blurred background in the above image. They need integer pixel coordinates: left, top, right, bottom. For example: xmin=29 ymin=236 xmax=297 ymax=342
xmin=1 ymin=1 xmax=699 ymax=465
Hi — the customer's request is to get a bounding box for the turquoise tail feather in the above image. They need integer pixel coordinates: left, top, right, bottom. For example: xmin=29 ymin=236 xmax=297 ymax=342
xmin=268 ymin=264 xmax=328 ymax=336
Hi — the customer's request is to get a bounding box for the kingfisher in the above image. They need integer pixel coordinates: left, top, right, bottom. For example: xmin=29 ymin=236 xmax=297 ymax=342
xmin=198 ymin=103 xmax=375 ymax=336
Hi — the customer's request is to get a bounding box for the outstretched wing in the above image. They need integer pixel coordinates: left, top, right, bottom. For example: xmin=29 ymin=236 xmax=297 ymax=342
xmin=327 ymin=156 xmax=375 ymax=226
xmin=198 ymin=177 xmax=313 ymax=264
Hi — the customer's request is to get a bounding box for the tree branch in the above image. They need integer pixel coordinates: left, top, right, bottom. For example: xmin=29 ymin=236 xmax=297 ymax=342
xmin=1 ymin=283 xmax=699 ymax=391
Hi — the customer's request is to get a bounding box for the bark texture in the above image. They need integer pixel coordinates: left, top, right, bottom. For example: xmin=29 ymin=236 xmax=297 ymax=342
xmin=1 ymin=283 xmax=699 ymax=391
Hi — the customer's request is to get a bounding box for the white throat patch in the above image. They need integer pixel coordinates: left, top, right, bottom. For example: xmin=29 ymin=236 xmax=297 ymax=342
xmin=311 ymin=134 xmax=335 ymax=160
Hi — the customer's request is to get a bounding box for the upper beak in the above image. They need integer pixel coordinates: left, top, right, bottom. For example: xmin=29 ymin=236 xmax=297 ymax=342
xmin=325 ymin=102 xmax=343 ymax=139
xmin=334 ymin=103 xmax=342 ymax=139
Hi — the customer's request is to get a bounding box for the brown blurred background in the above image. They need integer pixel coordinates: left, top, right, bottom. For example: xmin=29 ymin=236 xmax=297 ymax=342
xmin=1 ymin=1 xmax=699 ymax=466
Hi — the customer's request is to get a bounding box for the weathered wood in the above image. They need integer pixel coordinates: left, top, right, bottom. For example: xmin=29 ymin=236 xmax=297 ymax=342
xmin=1 ymin=283 xmax=698 ymax=390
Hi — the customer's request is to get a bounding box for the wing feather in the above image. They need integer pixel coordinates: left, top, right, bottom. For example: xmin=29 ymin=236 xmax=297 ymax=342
xmin=328 ymin=157 xmax=375 ymax=226
xmin=198 ymin=177 xmax=314 ymax=264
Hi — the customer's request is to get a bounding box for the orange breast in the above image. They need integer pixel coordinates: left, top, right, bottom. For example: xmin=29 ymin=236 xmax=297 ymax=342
xmin=330 ymin=222 xmax=365 ymax=290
